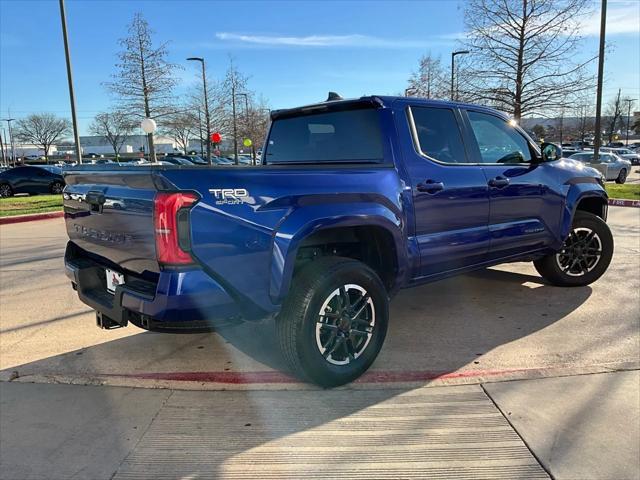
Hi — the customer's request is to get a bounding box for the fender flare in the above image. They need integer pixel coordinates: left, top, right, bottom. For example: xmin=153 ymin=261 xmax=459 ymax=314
xmin=269 ymin=202 xmax=408 ymax=303
xmin=560 ymin=185 xmax=608 ymax=240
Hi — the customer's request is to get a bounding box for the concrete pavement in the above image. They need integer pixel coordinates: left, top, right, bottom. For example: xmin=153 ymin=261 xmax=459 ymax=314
xmin=1 ymin=370 xmax=637 ymax=479
xmin=0 ymin=207 xmax=638 ymax=389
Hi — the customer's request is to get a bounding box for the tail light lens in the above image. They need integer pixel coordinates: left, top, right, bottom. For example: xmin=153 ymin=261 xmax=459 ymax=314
xmin=154 ymin=192 xmax=199 ymax=265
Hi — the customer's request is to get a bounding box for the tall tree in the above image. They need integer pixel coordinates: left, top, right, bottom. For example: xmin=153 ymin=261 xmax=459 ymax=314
xmin=89 ymin=111 xmax=135 ymax=157
xmin=105 ymin=13 xmax=181 ymax=157
xmin=13 ymin=113 xmax=71 ymax=161
xmin=406 ymin=53 xmax=447 ymax=99
xmin=162 ymin=112 xmax=199 ymax=154
xmin=462 ymin=0 xmax=593 ymax=120
xmin=604 ymin=90 xmax=625 ymax=144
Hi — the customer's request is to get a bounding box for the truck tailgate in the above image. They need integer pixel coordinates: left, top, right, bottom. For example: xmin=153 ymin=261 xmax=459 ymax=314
xmin=63 ymin=169 xmax=163 ymax=276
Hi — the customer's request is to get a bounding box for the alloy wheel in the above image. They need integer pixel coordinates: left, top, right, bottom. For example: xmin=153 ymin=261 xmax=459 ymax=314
xmin=555 ymin=227 xmax=603 ymax=277
xmin=316 ymin=284 xmax=376 ymax=366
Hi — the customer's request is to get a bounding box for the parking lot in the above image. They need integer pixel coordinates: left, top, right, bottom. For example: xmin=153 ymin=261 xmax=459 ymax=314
xmin=1 ymin=207 xmax=639 ymax=479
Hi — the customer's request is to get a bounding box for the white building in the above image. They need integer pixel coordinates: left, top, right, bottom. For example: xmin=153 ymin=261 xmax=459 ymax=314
xmin=79 ymin=134 xmax=177 ymax=155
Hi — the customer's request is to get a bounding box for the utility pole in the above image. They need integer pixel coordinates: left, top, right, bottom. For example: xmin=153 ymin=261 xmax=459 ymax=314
xmin=58 ymin=0 xmax=82 ymax=164
xmin=187 ymin=57 xmax=212 ymax=165
xmin=593 ymin=0 xmax=607 ymax=163
xmin=624 ymin=98 xmax=637 ymax=145
xmin=450 ymin=50 xmax=469 ymax=101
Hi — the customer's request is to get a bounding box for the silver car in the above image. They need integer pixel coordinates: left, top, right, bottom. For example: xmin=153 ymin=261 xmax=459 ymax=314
xmin=601 ymin=147 xmax=640 ymax=166
xmin=569 ymin=152 xmax=631 ymax=184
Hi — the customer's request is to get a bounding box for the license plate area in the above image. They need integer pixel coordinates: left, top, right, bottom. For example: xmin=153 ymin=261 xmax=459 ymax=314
xmin=105 ymin=268 xmax=125 ymax=294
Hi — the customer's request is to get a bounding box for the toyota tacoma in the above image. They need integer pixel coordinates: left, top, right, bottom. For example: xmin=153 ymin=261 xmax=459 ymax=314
xmin=63 ymin=95 xmax=613 ymax=386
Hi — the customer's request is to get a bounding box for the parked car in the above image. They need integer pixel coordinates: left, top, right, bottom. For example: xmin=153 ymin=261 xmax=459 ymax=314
xmin=0 ymin=165 xmax=65 ymax=197
xmin=601 ymin=147 xmax=640 ymax=165
xmin=606 ymin=142 xmax=625 ymax=148
xmin=62 ymin=95 xmax=613 ymax=387
xmin=569 ymin=151 xmax=631 ymax=183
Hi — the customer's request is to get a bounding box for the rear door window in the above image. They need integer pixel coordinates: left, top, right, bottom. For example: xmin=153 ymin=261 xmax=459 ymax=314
xmin=265 ymin=108 xmax=384 ymax=164
xmin=410 ymin=107 xmax=468 ymax=163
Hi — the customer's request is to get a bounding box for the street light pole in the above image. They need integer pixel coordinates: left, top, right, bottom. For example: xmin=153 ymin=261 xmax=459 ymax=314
xmin=624 ymin=98 xmax=636 ymax=145
xmin=187 ymin=57 xmax=211 ymax=165
xmin=0 ymin=130 xmax=5 ymax=166
xmin=2 ymin=119 xmax=16 ymax=165
xmin=231 ymin=84 xmax=238 ymax=165
xmin=58 ymin=0 xmax=82 ymax=164
xmin=593 ymin=0 xmax=607 ymax=163
xmin=450 ymin=50 xmax=470 ymax=101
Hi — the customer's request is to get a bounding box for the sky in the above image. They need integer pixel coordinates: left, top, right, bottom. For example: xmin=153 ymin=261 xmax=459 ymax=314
xmin=0 ymin=0 xmax=639 ymax=135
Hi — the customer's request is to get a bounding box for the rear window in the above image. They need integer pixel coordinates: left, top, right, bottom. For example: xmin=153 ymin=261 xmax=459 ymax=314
xmin=265 ymin=108 xmax=384 ymax=164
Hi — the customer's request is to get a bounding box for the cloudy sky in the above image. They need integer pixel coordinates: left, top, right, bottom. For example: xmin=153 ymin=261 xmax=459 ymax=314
xmin=1 ymin=0 xmax=638 ymax=134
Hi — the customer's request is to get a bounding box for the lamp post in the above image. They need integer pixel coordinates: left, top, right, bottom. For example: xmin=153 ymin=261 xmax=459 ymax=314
xmin=624 ymin=98 xmax=637 ymax=145
xmin=187 ymin=57 xmax=211 ymax=165
xmin=1 ymin=119 xmax=16 ymax=165
xmin=58 ymin=0 xmax=82 ymax=164
xmin=0 ymin=130 xmax=5 ymax=166
xmin=141 ymin=118 xmax=157 ymax=162
xmin=593 ymin=0 xmax=607 ymax=163
xmin=450 ymin=50 xmax=470 ymax=101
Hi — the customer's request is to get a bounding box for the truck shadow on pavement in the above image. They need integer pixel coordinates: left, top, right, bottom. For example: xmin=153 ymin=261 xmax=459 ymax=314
xmin=1 ymin=264 xmax=593 ymax=479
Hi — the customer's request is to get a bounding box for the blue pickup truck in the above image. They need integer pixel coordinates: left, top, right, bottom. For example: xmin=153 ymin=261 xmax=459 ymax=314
xmin=63 ymin=95 xmax=613 ymax=386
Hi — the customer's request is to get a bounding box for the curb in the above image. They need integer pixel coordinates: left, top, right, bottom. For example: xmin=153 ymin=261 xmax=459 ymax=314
xmin=608 ymin=198 xmax=640 ymax=208
xmin=0 ymin=210 xmax=64 ymax=225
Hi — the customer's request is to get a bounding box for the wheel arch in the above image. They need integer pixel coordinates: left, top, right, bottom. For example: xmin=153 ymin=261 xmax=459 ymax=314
xmin=270 ymin=205 xmax=408 ymax=303
xmin=562 ymin=187 xmax=608 ymax=240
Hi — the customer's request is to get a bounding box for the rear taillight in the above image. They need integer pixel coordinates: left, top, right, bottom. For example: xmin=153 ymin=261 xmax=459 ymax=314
xmin=154 ymin=192 xmax=199 ymax=265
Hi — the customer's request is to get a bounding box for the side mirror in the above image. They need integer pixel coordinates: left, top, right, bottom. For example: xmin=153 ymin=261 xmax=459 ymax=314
xmin=541 ymin=142 xmax=562 ymax=162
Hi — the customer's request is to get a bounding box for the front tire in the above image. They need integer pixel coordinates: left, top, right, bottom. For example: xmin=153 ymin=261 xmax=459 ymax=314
xmin=615 ymin=169 xmax=627 ymax=184
xmin=534 ymin=211 xmax=613 ymax=287
xmin=277 ymin=257 xmax=389 ymax=387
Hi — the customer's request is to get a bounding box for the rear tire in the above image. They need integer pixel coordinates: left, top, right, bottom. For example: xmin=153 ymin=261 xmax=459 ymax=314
xmin=276 ymin=257 xmax=389 ymax=387
xmin=0 ymin=183 xmax=12 ymax=198
xmin=534 ymin=211 xmax=613 ymax=287
xmin=615 ymin=169 xmax=627 ymax=184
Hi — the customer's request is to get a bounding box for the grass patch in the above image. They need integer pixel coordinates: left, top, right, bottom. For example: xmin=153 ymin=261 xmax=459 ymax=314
xmin=605 ymin=183 xmax=640 ymax=200
xmin=0 ymin=194 xmax=63 ymax=217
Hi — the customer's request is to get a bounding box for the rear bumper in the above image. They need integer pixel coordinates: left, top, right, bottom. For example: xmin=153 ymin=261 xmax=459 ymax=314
xmin=65 ymin=245 xmax=244 ymax=331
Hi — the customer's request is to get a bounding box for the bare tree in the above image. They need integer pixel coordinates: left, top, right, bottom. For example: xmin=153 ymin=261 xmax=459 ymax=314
xmin=162 ymin=112 xmax=199 ymax=154
xmin=462 ymin=0 xmax=594 ymax=120
xmin=13 ymin=113 xmax=71 ymax=161
xmin=604 ymin=89 xmax=623 ymax=143
xmin=406 ymin=53 xmax=447 ymax=99
xmin=105 ymin=13 xmax=181 ymax=157
xmin=89 ymin=111 xmax=135 ymax=157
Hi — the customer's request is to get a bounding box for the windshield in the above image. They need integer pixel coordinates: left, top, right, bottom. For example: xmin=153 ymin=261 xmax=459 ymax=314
xmin=265 ymin=108 xmax=384 ymax=164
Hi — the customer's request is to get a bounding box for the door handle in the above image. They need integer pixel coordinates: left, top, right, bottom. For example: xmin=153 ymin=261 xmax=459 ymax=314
xmin=417 ymin=180 xmax=444 ymax=194
xmin=488 ymin=176 xmax=510 ymax=188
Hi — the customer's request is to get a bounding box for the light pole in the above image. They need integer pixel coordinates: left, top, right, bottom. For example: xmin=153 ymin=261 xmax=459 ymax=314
xmin=231 ymin=84 xmax=239 ymax=165
xmin=593 ymin=0 xmax=607 ymax=163
xmin=0 ymin=130 xmax=5 ymax=166
xmin=451 ymin=50 xmax=469 ymax=101
xmin=187 ymin=57 xmax=212 ymax=165
xmin=2 ymin=119 xmax=16 ymax=165
xmin=58 ymin=0 xmax=82 ymax=164
xmin=624 ymin=98 xmax=637 ymax=145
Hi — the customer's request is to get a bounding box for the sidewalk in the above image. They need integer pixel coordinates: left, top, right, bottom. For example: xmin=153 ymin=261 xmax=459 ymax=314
xmin=1 ymin=370 xmax=638 ymax=480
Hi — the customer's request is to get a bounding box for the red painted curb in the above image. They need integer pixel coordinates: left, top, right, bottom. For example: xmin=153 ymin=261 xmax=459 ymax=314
xmin=104 ymin=367 xmax=534 ymax=385
xmin=0 ymin=210 xmax=64 ymax=225
xmin=608 ymin=198 xmax=640 ymax=208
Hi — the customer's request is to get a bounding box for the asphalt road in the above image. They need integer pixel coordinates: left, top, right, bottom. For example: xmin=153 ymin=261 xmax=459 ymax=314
xmin=0 ymin=207 xmax=638 ymax=389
